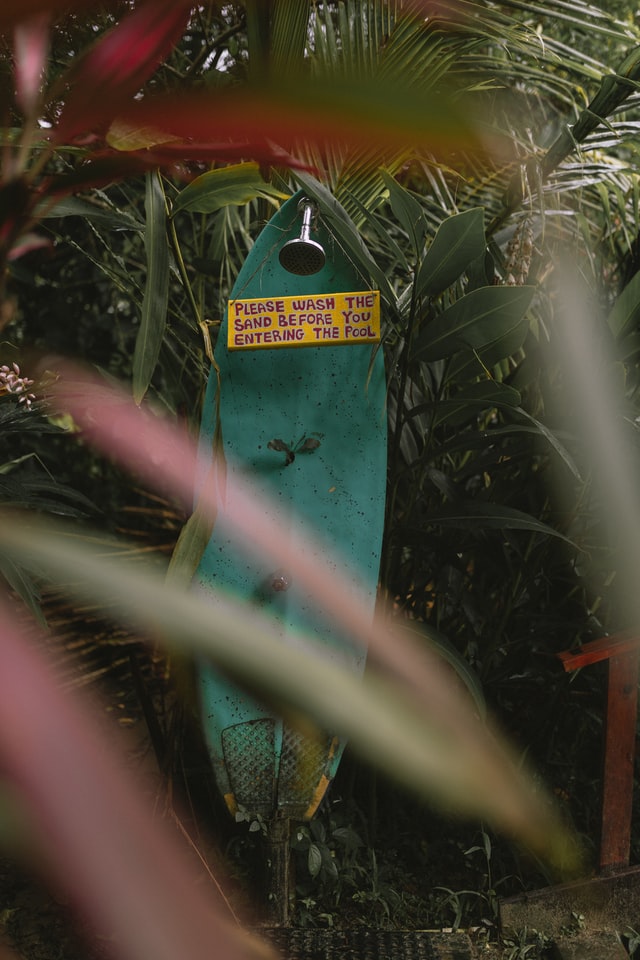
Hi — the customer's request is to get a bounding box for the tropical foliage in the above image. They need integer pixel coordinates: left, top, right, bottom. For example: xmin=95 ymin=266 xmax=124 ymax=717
xmin=2 ymin=0 xmax=640 ymax=955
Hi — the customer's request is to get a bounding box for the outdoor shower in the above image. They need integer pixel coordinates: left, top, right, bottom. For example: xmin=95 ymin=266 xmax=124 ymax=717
xmin=278 ymin=198 xmax=326 ymax=275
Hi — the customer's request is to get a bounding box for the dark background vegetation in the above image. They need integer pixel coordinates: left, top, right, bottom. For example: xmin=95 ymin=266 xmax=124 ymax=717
xmin=4 ymin=0 xmax=640 ymax=943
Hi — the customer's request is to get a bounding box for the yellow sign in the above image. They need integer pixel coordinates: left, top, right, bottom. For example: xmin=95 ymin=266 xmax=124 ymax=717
xmin=228 ymin=290 xmax=380 ymax=351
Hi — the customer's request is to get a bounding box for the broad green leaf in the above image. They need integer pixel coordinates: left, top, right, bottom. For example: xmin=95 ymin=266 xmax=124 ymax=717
xmin=308 ymin=843 xmax=323 ymax=878
xmin=414 ymin=286 xmax=534 ymax=363
xmin=171 ymin=163 xmax=288 ymax=217
xmin=320 ymin=844 xmax=338 ymax=878
xmin=418 ymin=502 xmax=577 ymax=546
xmin=133 ymin=171 xmax=170 ymax=405
xmin=416 ymin=208 xmax=486 ymax=300
xmin=380 ymin=171 xmax=427 ymax=257
xmin=407 ymin=380 xmax=521 ymax=428
xmin=310 ymin=820 xmax=325 ymax=843
xmin=435 ymin=421 xmax=581 ymax=482
xmin=607 ymin=268 xmax=640 ymax=340
xmin=513 ymin=407 xmax=582 ymax=481
xmin=447 ymin=316 xmax=530 ymax=382
xmin=106 ymin=118 xmax=180 ymax=152
xmin=618 ymin=330 xmax=640 ymax=362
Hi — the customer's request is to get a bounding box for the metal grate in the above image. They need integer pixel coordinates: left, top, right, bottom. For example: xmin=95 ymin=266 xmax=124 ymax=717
xmin=260 ymin=929 xmax=477 ymax=960
xmin=221 ymin=719 xmax=275 ymax=814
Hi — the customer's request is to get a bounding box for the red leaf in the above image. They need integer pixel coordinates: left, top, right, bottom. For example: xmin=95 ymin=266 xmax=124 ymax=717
xmin=45 ymin=142 xmax=309 ymax=198
xmin=138 ymin=141 xmax=312 ymax=170
xmin=55 ymin=0 xmax=193 ymax=142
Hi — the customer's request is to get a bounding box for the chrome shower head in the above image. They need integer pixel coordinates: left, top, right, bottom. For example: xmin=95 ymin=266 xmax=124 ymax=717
xmin=279 ymin=198 xmax=326 ymax=276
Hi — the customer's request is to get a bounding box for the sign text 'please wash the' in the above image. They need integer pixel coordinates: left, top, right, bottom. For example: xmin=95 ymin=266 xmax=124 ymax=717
xmin=228 ymin=291 xmax=380 ymax=350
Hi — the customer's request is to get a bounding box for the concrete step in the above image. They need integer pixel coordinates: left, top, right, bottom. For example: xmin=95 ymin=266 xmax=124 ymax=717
xmin=500 ymin=866 xmax=640 ymax=938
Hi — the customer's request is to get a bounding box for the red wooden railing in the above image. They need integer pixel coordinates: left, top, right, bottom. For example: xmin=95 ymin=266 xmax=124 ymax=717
xmin=558 ymin=632 xmax=640 ymax=872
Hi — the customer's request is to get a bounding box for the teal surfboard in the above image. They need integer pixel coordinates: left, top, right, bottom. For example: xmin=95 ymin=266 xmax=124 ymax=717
xmin=194 ymin=190 xmax=386 ymax=822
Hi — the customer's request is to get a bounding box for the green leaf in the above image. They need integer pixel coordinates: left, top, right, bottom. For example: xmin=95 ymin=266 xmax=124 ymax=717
xmin=420 ymin=502 xmax=577 ymax=546
xmin=456 ymin=379 xmax=521 ymax=406
xmin=447 ymin=316 xmax=530 ymax=382
xmin=171 ymin=163 xmax=288 ymax=217
xmin=270 ymin=0 xmax=311 ymax=76
xmin=308 ymin=843 xmax=323 ymax=878
xmin=416 ymin=208 xmax=486 ymax=300
xmin=435 ymin=420 xmax=581 ymax=482
xmin=618 ymin=330 xmax=640 ymax=362
xmin=0 ymin=453 xmax=39 ymax=475
xmin=321 ymin=846 xmax=338 ymax=879
xmin=408 ymin=380 xmax=521 ymax=428
xmin=414 ymin=285 xmax=535 ymax=363
xmin=513 ymin=407 xmax=582 ymax=481
xmin=106 ymin=118 xmax=179 ymax=152
xmin=443 ymin=363 xmax=579 ymax=482
xmin=380 ymin=171 xmax=427 ymax=257
xmin=38 ymin=196 xmax=144 ymax=231
xmin=0 ymin=556 xmax=44 ymax=625
xmin=166 ymin=459 xmax=223 ymax=586
xmin=310 ymin=819 xmax=325 ymax=843
xmin=607 ymin=269 xmax=640 ymax=340
xmin=166 ymin=504 xmax=213 ymax=586
xmin=134 ymin=171 xmax=170 ymax=405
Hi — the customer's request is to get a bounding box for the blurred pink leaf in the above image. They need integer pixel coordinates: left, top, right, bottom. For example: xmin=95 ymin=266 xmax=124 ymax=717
xmin=0 ymin=593 xmax=274 ymax=960
xmin=54 ymin=0 xmax=193 ymax=142
xmin=13 ymin=13 xmax=50 ymax=116
xmin=7 ymin=232 xmax=50 ymax=260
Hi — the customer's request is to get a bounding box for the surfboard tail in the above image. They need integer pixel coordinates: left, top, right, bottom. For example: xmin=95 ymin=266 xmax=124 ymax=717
xmin=211 ymin=715 xmax=342 ymax=821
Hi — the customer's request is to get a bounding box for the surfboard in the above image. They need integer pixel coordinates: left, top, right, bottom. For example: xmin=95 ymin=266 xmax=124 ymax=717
xmin=194 ymin=190 xmax=386 ymax=822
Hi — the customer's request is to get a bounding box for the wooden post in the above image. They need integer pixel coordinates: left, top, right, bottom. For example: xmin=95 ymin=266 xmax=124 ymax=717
xmin=263 ymin=817 xmax=292 ymax=925
xmin=558 ymin=632 xmax=640 ymax=873
xmin=601 ymin=651 xmax=639 ymax=871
